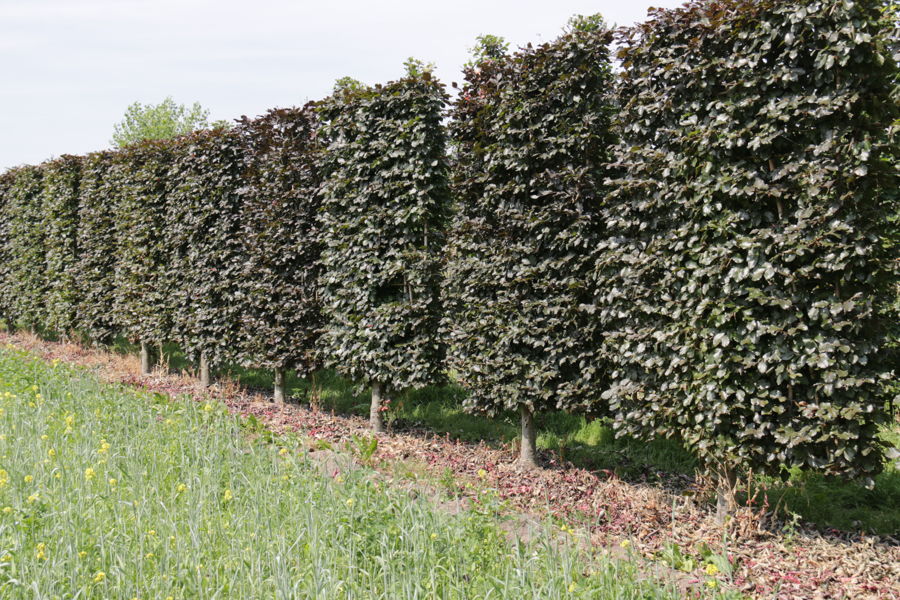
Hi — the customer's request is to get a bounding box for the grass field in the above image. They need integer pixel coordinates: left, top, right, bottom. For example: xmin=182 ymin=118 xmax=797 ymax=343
xmin=0 ymin=345 xmax=739 ymax=599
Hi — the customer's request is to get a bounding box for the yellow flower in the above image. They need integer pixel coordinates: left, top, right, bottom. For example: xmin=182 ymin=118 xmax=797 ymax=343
xmin=98 ymin=440 xmax=111 ymax=454
xmin=568 ymin=582 xmax=578 ymax=593
xmin=2 ymin=506 xmax=11 ymax=514
xmin=430 ymin=533 xmax=437 ymax=540
xmin=705 ymin=563 xmax=719 ymax=576
xmin=65 ymin=415 xmax=74 ymax=427
xmin=176 ymin=483 xmax=187 ymax=493
xmin=166 ymin=597 xmax=174 ymax=600
xmin=35 ymin=543 xmax=46 ymax=560
xmin=477 ymin=469 xmax=487 ymax=479
xmin=40 ymin=434 xmax=48 ymax=440
xmin=0 ymin=554 xmax=10 ymax=562
xmin=48 ymin=448 xmax=56 ymax=458
xmin=334 ymin=475 xmax=344 ymax=484
xmin=27 ymin=493 xmax=39 ymax=503
xmin=706 ymin=579 xmax=719 ymax=589
xmin=203 ymin=402 xmax=213 ymax=412
xmin=346 ymin=498 xmax=354 ymax=507
xmin=145 ymin=552 xmax=154 ymax=558
xmin=24 ymin=475 xmax=33 ymax=483
xmin=147 ymin=530 xmax=156 ymax=536
xmin=0 ymin=434 xmax=5 ymax=441
xmin=54 ymin=472 xmax=61 ymax=479
xmin=0 ymin=469 xmax=7 ymax=487
xmin=108 ymin=478 xmax=117 ymax=487
xmin=279 ymin=448 xmax=288 ymax=456
xmin=79 ymin=551 xmax=87 ymax=558
xmin=619 ymin=539 xmax=631 ymax=549
xmin=30 ymin=385 xmax=38 ymax=392
xmin=93 ymin=571 xmax=106 ymax=583
xmin=84 ymin=468 xmax=95 ymax=480
xmin=223 ymin=489 xmax=233 ymax=502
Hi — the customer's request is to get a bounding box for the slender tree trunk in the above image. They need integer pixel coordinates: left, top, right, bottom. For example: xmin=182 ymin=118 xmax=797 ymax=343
xmin=157 ymin=340 xmax=166 ymax=372
xmin=370 ymin=381 xmax=385 ymax=433
xmin=715 ymin=465 xmax=737 ymax=525
xmin=139 ymin=340 xmax=151 ymax=375
xmin=518 ymin=404 xmax=538 ymax=469
xmin=199 ymin=351 xmax=211 ymax=388
xmin=273 ymin=368 xmax=286 ymax=404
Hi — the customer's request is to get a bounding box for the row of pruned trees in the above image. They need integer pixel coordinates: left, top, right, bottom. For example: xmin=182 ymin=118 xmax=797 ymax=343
xmin=0 ymin=0 xmax=896 ymax=515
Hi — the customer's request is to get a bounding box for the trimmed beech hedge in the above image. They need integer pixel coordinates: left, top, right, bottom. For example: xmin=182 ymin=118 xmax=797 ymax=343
xmin=597 ymin=0 xmax=899 ymax=492
xmin=167 ymin=128 xmax=245 ymax=369
xmin=0 ymin=0 xmax=894 ymax=495
xmin=4 ymin=166 xmax=46 ymax=330
xmin=236 ymin=107 xmax=323 ymax=380
xmin=446 ymin=17 xmax=617 ymax=466
xmin=317 ymin=71 xmax=450 ymax=431
xmin=113 ymin=141 xmax=174 ymax=350
xmin=76 ymin=151 xmax=120 ymax=344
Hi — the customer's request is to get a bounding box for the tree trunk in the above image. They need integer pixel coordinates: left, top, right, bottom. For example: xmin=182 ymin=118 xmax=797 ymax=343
xmin=139 ymin=341 xmax=152 ymax=375
xmin=518 ymin=404 xmax=538 ymax=469
xmin=199 ymin=351 xmax=211 ymax=388
xmin=157 ymin=341 xmax=166 ymax=372
xmin=273 ymin=368 xmax=286 ymax=404
xmin=715 ymin=465 xmax=737 ymax=525
xmin=370 ymin=381 xmax=386 ymax=433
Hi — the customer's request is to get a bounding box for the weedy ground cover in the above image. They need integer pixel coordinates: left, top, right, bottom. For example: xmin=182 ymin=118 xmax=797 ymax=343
xmin=126 ymin=341 xmax=899 ymax=536
xmin=0 ymin=346 xmax=731 ymax=599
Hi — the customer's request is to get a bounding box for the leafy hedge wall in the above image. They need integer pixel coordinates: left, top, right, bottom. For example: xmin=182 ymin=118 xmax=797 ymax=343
xmin=76 ymin=151 xmax=120 ymax=344
xmin=236 ymin=107 xmax=322 ymax=377
xmin=167 ymin=128 xmax=245 ymax=368
xmin=42 ymin=155 xmax=82 ymax=336
xmin=598 ymin=0 xmax=899 ymax=490
xmin=113 ymin=141 xmax=174 ymax=349
xmin=446 ymin=18 xmax=617 ymax=464
xmin=4 ymin=166 xmax=46 ymax=330
xmin=0 ymin=0 xmax=894 ymax=493
xmin=317 ymin=71 xmax=450 ymax=430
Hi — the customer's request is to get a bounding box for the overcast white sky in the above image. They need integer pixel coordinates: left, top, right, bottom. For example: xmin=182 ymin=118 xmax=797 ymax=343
xmin=0 ymin=0 xmax=685 ymax=171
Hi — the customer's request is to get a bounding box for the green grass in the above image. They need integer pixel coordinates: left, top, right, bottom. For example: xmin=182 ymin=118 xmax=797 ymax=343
xmin=0 ymin=345 xmax=737 ymax=599
xmin=106 ymin=337 xmax=900 ymax=536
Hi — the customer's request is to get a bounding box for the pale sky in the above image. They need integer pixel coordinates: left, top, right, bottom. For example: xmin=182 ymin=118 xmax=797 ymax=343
xmin=0 ymin=0 xmax=685 ymax=171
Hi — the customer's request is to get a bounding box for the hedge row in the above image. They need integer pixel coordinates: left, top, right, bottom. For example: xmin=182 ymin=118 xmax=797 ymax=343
xmin=0 ymin=0 xmax=896 ymax=503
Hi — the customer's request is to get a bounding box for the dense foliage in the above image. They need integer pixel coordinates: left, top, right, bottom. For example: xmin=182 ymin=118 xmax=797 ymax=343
xmin=317 ymin=70 xmax=450 ymax=427
xmin=113 ymin=141 xmax=174 ymax=348
xmin=598 ymin=0 xmax=899 ymax=487
xmin=446 ymin=18 xmax=616 ymax=463
xmin=42 ymin=155 xmax=82 ymax=336
xmin=167 ymin=129 xmax=245 ymax=368
xmin=4 ymin=166 xmax=46 ymax=330
xmin=236 ymin=107 xmax=323 ymax=375
xmin=0 ymin=0 xmax=894 ymax=492
xmin=111 ymin=96 xmax=224 ymax=147
xmin=75 ymin=152 xmax=120 ymax=344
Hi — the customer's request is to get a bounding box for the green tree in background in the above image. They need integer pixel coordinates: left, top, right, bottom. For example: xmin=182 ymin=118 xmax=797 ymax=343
xmin=111 ymin=97 xmax=228 ymax=147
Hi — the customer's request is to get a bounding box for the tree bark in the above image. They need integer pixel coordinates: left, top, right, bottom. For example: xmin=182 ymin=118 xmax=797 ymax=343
xmin=370 ymin=381 xmax=385 ymax=433
xmin=273 ymin=368 xmax=286 ymax=404
xmin=518 ymin=404 xmax=538 ymax=469
xmin=139 ymin=340 xmax=152 ymax=375
xmin=157 ymin=341 xmax=166 ymax=372
xmin=715 ymin=465 xmax=737 ymax=525
xmin=199 ymin=351 xmax=211 ymax=388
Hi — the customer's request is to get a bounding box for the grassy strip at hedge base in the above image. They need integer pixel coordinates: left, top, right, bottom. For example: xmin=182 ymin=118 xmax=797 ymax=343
xmin=0 ymin=346 xmax=722 ymax=599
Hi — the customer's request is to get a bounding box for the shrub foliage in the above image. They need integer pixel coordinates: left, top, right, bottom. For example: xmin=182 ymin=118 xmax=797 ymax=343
xmin=446 ymin=19 xmax=617 ymax=464
xmin=317 ymin=71 xmax=450 ymax=429
xmin=598 ymin=0 xmax=899 ymax=487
